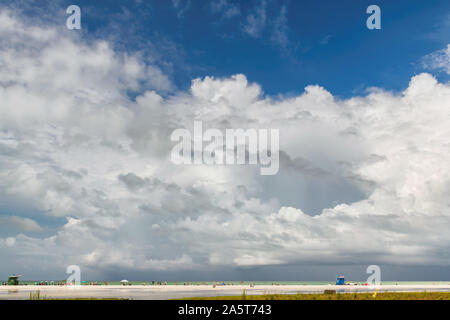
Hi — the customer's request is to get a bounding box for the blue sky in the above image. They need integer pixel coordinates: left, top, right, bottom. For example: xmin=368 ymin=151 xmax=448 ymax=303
xmin=65 ymin=0 xmax=450 ymax=98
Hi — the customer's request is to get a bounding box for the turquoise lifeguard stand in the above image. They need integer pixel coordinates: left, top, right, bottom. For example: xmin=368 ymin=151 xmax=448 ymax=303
xmin=7 ymin=275 xmax=19 ymax=285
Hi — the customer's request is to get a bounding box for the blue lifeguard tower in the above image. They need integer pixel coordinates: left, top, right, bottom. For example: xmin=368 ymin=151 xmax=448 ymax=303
xmin=336 ymin=275 xmax=345 ymax=285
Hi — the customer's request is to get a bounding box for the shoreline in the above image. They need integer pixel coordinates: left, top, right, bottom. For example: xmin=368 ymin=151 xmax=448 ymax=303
xmin=2 ymin=284 xmax=450 ymax=300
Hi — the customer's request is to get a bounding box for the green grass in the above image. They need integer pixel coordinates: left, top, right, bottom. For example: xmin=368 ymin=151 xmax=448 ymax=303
xmin=180 ymin=291 xmax=450 ymax=300
xmin=29 ymin=291 xmax=48 ymax=300
xmin=27 ymin=290 xmax=128 ymax=300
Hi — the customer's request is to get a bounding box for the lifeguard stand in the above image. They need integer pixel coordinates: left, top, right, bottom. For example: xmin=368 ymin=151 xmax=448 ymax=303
xmin=7 ymin=275 xmax=19 ymax=285
xmin=336 ymin=275 xmax=345 ymax=285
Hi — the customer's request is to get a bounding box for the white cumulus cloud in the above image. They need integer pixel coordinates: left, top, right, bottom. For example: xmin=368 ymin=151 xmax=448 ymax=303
xmin=0 ymin=8 xmax=449 ymax=278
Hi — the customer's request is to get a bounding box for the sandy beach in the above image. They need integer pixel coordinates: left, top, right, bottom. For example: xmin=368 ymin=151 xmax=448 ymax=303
xmin=1 ymin=284 xmax=450 ymax=300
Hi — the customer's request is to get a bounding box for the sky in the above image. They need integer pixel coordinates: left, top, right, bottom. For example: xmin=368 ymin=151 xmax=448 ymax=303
xmin=0 ymin=0 xmax=449 ymax=282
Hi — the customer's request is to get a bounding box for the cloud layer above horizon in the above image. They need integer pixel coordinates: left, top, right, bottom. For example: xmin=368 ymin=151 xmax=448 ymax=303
xmin=0 ymin=8 xmax=449 ymax=278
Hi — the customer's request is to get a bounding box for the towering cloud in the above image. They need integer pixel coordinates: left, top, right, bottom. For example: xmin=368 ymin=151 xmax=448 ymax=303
xmin=0 ymin=8 xmax=449 ymax=278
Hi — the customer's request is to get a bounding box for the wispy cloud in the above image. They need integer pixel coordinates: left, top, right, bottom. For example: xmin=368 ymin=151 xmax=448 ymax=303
xmin=210 ymin=0 xmax=240 ymax=19
xmin=422 ymin=44 xmax=450 ymax=75
xmin=172 ymin=0 xmax=191 ymax=18
xmin=242 ymin=0 xmax=267 ymax=37
xmin=320 ymin=34 xmax=332 ymax=45
xmin=269 ymin=4 xmax=301 ymax=59
xmin=241 ymin=2 xmax=300 ymax=56
xmin=270 ymin=5 xmax=289 ymax=48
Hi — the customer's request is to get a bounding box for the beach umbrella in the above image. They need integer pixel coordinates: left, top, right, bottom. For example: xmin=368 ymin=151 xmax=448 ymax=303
xmin=120 ymin=280 xmax=129 ymax=284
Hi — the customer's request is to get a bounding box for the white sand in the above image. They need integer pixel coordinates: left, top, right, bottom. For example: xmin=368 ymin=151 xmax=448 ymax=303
xmin=1 ymin=284 xmax=450 ymax=300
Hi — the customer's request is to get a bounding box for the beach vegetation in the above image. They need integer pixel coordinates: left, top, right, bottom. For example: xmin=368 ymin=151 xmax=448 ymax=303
xmin=181 ymin=291 xmax=450 ymax=300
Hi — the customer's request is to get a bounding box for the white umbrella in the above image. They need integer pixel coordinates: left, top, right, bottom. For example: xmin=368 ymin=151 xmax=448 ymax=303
xmin=120 ymin=280 xmax=129 ymax=283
